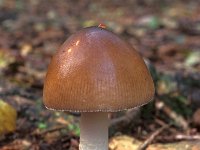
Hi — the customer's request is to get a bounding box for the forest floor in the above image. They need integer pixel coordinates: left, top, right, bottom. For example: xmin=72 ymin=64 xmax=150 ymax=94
xmin=0 ymin=0 xmax=200 ymax=149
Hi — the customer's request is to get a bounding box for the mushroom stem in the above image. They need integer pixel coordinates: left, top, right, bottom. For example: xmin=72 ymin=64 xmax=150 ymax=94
xmin=79 ymin=112 xmax=108 ymax=150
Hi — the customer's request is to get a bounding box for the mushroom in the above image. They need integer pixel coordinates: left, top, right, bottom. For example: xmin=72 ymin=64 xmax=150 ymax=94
xmin=43 ymin=26 xmax=155 ymax=150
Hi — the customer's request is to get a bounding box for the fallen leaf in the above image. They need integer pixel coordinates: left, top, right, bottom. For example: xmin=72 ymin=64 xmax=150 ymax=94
xmin=0 ymin=99 xmax=17 ymax=135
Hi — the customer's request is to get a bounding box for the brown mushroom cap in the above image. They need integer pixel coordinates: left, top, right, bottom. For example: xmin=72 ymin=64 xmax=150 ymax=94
xmin=43 ymin=27 xmax=155 ymax=112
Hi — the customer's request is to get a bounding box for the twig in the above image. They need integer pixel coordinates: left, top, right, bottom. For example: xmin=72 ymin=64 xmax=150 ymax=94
xmin=109 ymin=108 xmax=140 ymax=127
xmin=175 ymin=134 xmax=200 ymax=141
xmin=33 ymin=125 xmax=67 ymax=136
xmin=155 ymin=100 xmax=188 ymax=130
xmin=155 ymin=118 xmax=168 ymax=127
xmin=155 ymin=118 xmax=177 ymax=134
xmin=138 ymin=124 xmax=170 ymax=150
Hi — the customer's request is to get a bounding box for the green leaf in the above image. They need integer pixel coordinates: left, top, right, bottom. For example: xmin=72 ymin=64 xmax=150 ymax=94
xmin=38 ymin=122 xmax=47 ymax=129
xmin=148 ymin=16 xmax=160 ymax=29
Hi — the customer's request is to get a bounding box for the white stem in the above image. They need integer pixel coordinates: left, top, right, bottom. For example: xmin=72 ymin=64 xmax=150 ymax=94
xmin=79 ymin=112 xmax=108 ymax=150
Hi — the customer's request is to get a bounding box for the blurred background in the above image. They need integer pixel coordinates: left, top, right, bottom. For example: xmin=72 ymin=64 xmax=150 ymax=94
xmin=0 ymin=0 xmax=200 ymax=149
